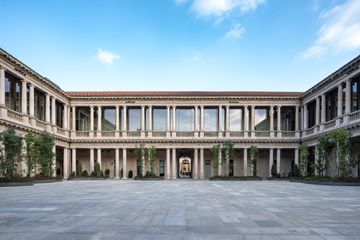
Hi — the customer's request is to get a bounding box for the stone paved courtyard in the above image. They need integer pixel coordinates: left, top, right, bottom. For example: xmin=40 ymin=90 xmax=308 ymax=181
xmin=0 ymin=180 xmax=360 ymax=240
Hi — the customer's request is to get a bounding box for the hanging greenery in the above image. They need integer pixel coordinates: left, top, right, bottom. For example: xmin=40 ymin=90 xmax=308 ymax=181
xmin=211 ymin=144 xmax=221 ymax=175
xmin=222 ymin=140 xmax=234 ymax=176
xmin=250 ymin=145 xmax=258 ymax=176
xmin=135 ymin=144 xmax=145 ymax=177
xmin=315 ymin=135 xmax=329 ymax=176
xmin=146 ymin=146 xmax=157 ymax=177
xmin=25 ymin=131 xmax=55 ymax=177
xmin=0 ymin=128 xmax=22 ymax=179
xmin=135 ymin=144 xmax=157 ymax=177
xmin=299 ymin=143 xmax=309 ymax=177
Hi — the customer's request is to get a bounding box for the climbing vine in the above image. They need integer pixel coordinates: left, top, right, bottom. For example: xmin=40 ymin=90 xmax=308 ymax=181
xmin=222 ymin=140 xmax=234 ymax=176
xmin=211 ymin=144 xmax=221 ymax=175
xmin=0 ymin=128 xmax=22 ymax=179
xmin=250 ymin=145 xmax=258 ymax=176
xmin=299 ymin=143 xmax=309 ymax=177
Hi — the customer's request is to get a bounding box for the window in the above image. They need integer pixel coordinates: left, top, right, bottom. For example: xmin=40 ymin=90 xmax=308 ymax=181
xmin=307 ymin=100 xmax=316 ymax=128
xmin=76 ymin=107 xmax=90 ymax=131
xmin=102 ymin=107 xmax=116 ymax=131
xmin=229 ymin=108 xmax=242 ymax=131
xmin=34 ymin=89 xmax=45 ymax=121
xmin=153 ymin=107 xmax=166 ymax=131
xmin=326 ymin=88 xmax=338 ymax=121
xmin=128 ymin=108 xmax=141 ymax=131
xmin=281 ymin=106 xmax=295 ymax=131
xmin=255 ymin=107 xmax=269 ymax=131
xmin=176 ymin=108 xmax=194 ymax=131
xmin=55 ymin=101 xmax=64 ymax=128
xmin=5 ymin=73 xmax=22 ymax=112
xmin=204 ymin=108 xmax=218 ymax=131
xmin=351 ymin=75 xmax=360 ymax=112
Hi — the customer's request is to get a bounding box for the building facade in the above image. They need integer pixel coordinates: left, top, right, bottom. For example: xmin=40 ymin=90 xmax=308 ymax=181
xmin=1 ymin=48 xmax=360 ymax=179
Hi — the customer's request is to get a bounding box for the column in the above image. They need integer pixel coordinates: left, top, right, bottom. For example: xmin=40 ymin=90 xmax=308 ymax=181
xmin=115 ymin=105 xmax=120 ymax=137
xmin=122 ymin=148 xmax=127 ymax=179
xmin=52 ymin=145 xmax=56 ymax=177
xmin=345 ymin=79 xmax=351 ymax=123
xmin=269 ymin=106 xmax=274 ymax=137
xmin=193 ymin=148 xmax=198 ymax=179
xmin=200 ymin=106 xmax=205 ymax=137
xmin=45 ymin=94 xmax=51 ymax=129
xmin=320 ymin=94 xmax=326 ymax=130
xmin=172 ymin=148 xmax=177 ymax=179
xmin=0 ymin=66 xmax=6 ymax=117
xmin=218 ymin=148 xmax=222 ymax=176
xmin=244 ymin=106 xmax=249 ymax=137
xmin=21 ymin=80 xmax=28 ymax=122
xmin=276 ymin=148 xmax=281 ymax=175
xmin=115 ymin=148 xmax=120 ymax=179
xmin=243 ymin=148 xmax=248 ymax=176
xmin=315 ymin=97 xmax=320 ymax=129
xmin=199 ymin=148 xmax=204 ymax=179
xmin=51 ymin=97 xmax=56 ymax=125
xmin=304 ymin=104 xmax=308 ymax=129
xmin=295 ymin=106 xmax=300 ymax=137
xmin=166 ymin=106 xmax=171 ymax=137
xmin=225 ymin=106 xmax=230 ymax=137
xmin=172 ymin=106 xmax=176 ymax=137
xmin=141 ymin=105 xmax=145 ymax=137
xmin=251 ymin=106 xmax=255 ymax=137
xmin=90 ymin=148 xmax=94 ymax=173
xmin=90 ymin=105 xmax=94 ymax=137
xmin=72 ymin=106 xmax=76 ymax=132
xmin=194 ymin=106 xmax=198 ymax=137
xmin=300 ymin=106 xmax=304 ymax=131
xmin=218 ymin=105 xmax=223 ymax=137
xmin=29 ymin=84 xmax=35 ymax=125
xmin=72 ymin=148 xmax=76 ymax=175
xmin=123 ymin=106 xmax=127 ymax=137
xmin=148 ymin=106 xmax=153 ymax=137
xmin=63 ymin=104 xmax=68 ymax=130
xmin=97 ymin=106 xmax=102 ymax=136
xmin=97 ymin=148 xmax=102 ymax=169
xmin=269 ymin=148 xmax=273 ymax=177
xmin=166 ymin=148 xmax=171 ymax=179
xmin=337 ymin=84 xmax=343 ymax=125
xmin=277 ymin=106 xmax=282 ymax=137
xmin=294 ymin=148 xmax=299 ymax=166
xmin=63 ymin=148 xmax=69 ymax=180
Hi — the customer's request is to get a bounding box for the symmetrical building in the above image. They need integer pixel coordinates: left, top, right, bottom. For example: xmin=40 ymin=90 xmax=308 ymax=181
xmin=0 ymin=48 xmax=360 ymax=179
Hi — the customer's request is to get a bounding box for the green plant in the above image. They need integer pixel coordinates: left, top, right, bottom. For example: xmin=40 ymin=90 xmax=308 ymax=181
xmin=288 ymin=164 xmax=301 ymax=177
xmin=94 ymin=161 xmax=101 ymax=177
xmin=271 ymin=162 xmax=278 ymax=177
xmin=76 ymin=161 xmax=82 ymax=175
xmin=299 ymin=143 xmax=309 ymax=177
xmin=223 ymin=140 xmax=234 ymax=176
xmin=104 ymin=169 xmax=110 ymax=177
xmin=315 ymin=135 xmax=329 ymax=176
xmin=147 ymin=146 xmax=157 ymax=176
xmin=90 ymin=171 xmax=96 ymax=177
xmin=211 ymin=144 xmax=221 ymax=175
xmin=82 ymin=170 xmax=89 ymax=177
xmin=135 ymin=144 xmax=145 ymax=177
xmin=0 ymin=128 xmax=22 ymax=179
xmin=100 ymin=170 xmax=104 ymax=177
xmin=250 ymin=145 xmax=258 ymax=177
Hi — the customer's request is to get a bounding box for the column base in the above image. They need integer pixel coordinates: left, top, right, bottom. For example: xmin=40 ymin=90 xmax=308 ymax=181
xmin=171 ymin=177 xmax=177 ymax=180
xmin=22 ymin=115 xmax=29 ymax=123
xmin=30 ymin=117 xmax=36 ymax=126
xmin=0 ymin=106 xmax=7 ymax=118
xmin=114 ymin=177 xmax=120 ymax=180
xmin=121 ymin=177 xmax=127 ymax=180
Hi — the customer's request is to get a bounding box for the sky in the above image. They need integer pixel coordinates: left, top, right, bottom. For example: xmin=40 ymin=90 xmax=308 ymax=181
xmin=1 ymin=0 xmax=360 ymax=92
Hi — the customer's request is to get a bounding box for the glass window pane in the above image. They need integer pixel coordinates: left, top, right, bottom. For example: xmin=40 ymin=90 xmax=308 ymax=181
xmin=204 ymin=108 xmax=218 ymax=131
xmin=128 ymin=108 xmax=141 ymax=131
xmin=176 ymin=108 xmax=194 ymax=131
xmin=153 ymin=108 xmax=166 ymax=131
xmin=230 ymin=109 xmax=241 ymax=131
xmin=103 ymin=108 xmax=116 ymax=131
xmin=255 ymin=108 xmax=269 ymax=131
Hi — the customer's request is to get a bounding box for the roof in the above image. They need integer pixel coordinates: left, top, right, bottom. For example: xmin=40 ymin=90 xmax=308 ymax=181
xmin=66 ymin=91 xmax=303 ymax=97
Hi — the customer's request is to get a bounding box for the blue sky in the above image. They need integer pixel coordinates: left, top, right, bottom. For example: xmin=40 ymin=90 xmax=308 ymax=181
xmin=1 ymin=0 xmax=360 ymax=92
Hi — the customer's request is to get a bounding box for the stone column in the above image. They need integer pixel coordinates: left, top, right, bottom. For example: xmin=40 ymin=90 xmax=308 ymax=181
xmin=166 ymin=148 xmax=171 ymax=179
xmin=300 ymin=106 xmax=304 ymax=131
xmin=52 ymin=145 xmax=56 ymax=177
xmin=63 ymin=148 xmax=69 ymax=180
xmin=320 ymin=94 xmax=326 ymax=130
xmin=115 ymin=105 xmax=120 ymax=137
xmin=200 ymin=106 xmax=205 ymax=137
xmin=277 ymin=106 xmax=282 ymax=137
xmin=166 ymin=106 xmax=171 ymax=137
xmin=97 ymin=106 xmax=102 ymax=137
xmin=294 ymin=148 xmax=299 ymax=166
xmin=304 ymin=104 xmax=308 ymax=129
xmin=251 ymin=105 xmax=255 ymax=137
xmin=193 ymin=148 xmax=198 ymax=179
xmin=337 ymin=84 xmax=343 ymax=125
xmin=225 ymin=106 xmax=230 ymax=137
xmin=89 ymin=105 xmax=94 ymax=137
xmin=244 ymin=106 xmax=249 ymax=137
xmin=295 ymin=106 xmax=300 ymax=137
xmin=269 ymin=106 xmax=274 ymax=137
xmin=63 ymin=104 xmax=68 ymax=130
xmin=148 ymin=106 xmax=152 ymax=137
xmin=90 ymin=148 xmax=94 ymax=173
xmin=29 ymin=84 xmax=35 ymax=125
xmin=172 ymin=148 xmax=177 ymax=179
xmin=199 ymin=148 xmax=204 ymax=179
xmin=269 ymin=148 xmax=273 ymax=177
xmin=97 ymin=148 xmax=102 ymax=169
xmin=21 ymin=80 xmax=28 ymax=122
xmin=172 ymin=106 xmax=176 ymax=137
xmin=72 ymin=106 xmax=76 ymax=134
xmin=72 ymin=148 xmax=76 ymax=175
xmin=276 ymin=148 xmax=281 ymax=176
xmin=243 ymin=148 xmax=248 ymax=176
xmin=141 ymin=105 xmax=145 ymax=137
xmin=0 ymin=66 xmax=7 ymax=117
xmin=51 ymin=97 xmax=56 ymax=125
xmin=218 ymin=105 xmax=223 ymax=138
xmin=123 ymin=106 xmax=127 ymax=137
xmin=194 ymin=106 xmax=198 ymax=137
xmin=344 ymin=79 xmax=351 ymax=123
xmin=218 ymin=147 xmax=222 ymax=176
xmin=315 ymin=97 xmax=320 ymax=130
xmin=45 ymin=94 xmax=51 ymax=131
xmin=115 ymin=148 xmax=120 ymax=179
xmin=122 ymin=148 xmax=127 ymax=179
xmin=239 ymin=109 xmax=243 ymax=132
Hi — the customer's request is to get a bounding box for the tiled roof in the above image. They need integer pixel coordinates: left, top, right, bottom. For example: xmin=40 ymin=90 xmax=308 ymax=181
xmin=66 ymin=91 xmax=303 ymax=97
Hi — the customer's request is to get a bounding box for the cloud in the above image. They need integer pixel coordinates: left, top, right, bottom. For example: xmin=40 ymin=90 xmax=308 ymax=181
xmin=96 ymin=49 xmax=120 ymax=64
xmin=224 ymin=23 xmax=245 ymax=39
xmin=300 ymin=0 xmax=360 ymax=59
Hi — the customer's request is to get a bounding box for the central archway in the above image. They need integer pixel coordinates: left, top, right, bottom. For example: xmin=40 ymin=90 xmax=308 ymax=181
xmin=179 ymin=156 xmax=191 ymax=178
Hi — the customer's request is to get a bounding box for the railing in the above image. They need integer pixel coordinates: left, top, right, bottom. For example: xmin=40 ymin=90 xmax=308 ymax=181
xmin=305 ymin=126 xmax=315 ymax=135
xmin=230 ymin=131 xmax=244 ymax=137
xmin=350 ymin=110 xmax=360 ymax=122
xmin=176 ymin=131 xmax=194 ymax=137
xmin=102 ymin=131 xmax=115 ymax=137
xmin=204 ymin=131 xmax=217 ymax=137
xmin=128 ymin=131 xmax=141 ymax=137
xmin=282 ymin=131 xmax=296 ymax=137
xmin=7 ymin=109 xmax=23 ymax=121
xmin=57 ymin=128 xmax=66 ymax=135
xmin=152 ymin=131 xmax=166 ymax=137
xmin=255 ymin=131 xmax=270 ymax=137
xmin=36 ymin=120 xmax=47 ymax=129
xmin=324 ymin=119 xmax=336 ymax=129
xmin=76 ymin=131 xmax=89 ymax=137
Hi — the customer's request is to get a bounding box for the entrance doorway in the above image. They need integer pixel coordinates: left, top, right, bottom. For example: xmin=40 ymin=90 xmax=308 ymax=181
xmin=179 ymin=157 xmax=191 ymax=178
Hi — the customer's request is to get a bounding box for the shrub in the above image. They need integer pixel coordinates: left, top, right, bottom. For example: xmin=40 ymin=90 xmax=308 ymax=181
xmin=82 ymin=170 xmax=89 ymax=177
xmin=76 ymin=161 xmax=82 ymax=175
xmin=104 ymin=169 xmax=110 ymax=177
xmin=0 ymin=128 xmax=22 ymax=179
xmin=271 ymin=162 xmax=279 ymax=178
xmin=100 ymin=170 xmax=104 ymax=177
xmin=90 ymin=171 xmax=96 ymax=177
xmin=94 ymin=162 xmax=101 ymax=177
xmin=70 ymin=172 xmax=75 ymax=177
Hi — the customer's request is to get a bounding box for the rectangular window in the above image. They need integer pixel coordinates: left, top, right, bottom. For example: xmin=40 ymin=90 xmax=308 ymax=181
xmin=76 ymin=107 xmax=90 ymax=131
xmin=159 ymin=160 xmax=165 ymax=177
xmin=128 ymin=108 xmax=141 ymax=131
xmin=326 ymin=88 xmax=338 ymax=121
xmin=102 ymin=107 xmax=116 ymax=131
xmin=351 ymin=75 xmax=360 ymax=112
xmin=229 ymin=108 xmax=242 ymax=131
xmin=255 ymin=107 xmax=270 ymax=131
xmin=34 ymin=88 xmax=46 ymax=121
xmin=307 ymin=100 xmax=316 ymax=128
xmin=153 ymin=107 xmax=166 ymax=131
xmin=176 ymin=108 xmax=194 ymax=131
xmin=5 ymin=73 xmax=22 ymax=112
xmin=281 ymin=106 xmax=295 ymax=131
xmin=204 ymin=108 xmax=218 ymax=131
xmin=55 ymin=101 xmax=64 ymax=128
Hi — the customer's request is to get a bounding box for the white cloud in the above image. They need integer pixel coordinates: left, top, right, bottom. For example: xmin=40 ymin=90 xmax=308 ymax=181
xmin=96 ymin=49 xmax=120 ymax=64
xmin=224 ymin=23 xmax=245 ymax=39
xmin=300 ymin=0 xmax=360 ymax=59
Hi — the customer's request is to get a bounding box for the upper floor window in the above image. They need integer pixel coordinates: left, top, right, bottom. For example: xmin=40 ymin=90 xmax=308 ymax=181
xmin=102 ymin=107 xmax=116 ymax=131
xmin=229 ymin=108 xmax=242 ymax=131
xmin=204 ymin=108 xmax=218 ymax=131
xmin=326 ymin=88 xmax=338 ymax=121
xmin=281 ymin=106 xmax=295 ymax=131
xmin=351 ymin=75 xmax=360 ymax=112
xmin=153 ymin=107 xmax=166 ymax=131
xmin=76 ymin=107 xmax=90 ymax=131
xmin=255 ymin=107 xmax=269 ymax=131
xmin=5 ymin=73 xmax=21 ymax=112
xmin=128 ymin=107 xmax=141 ymax=131
xmin=34 ymin=89 xmax=45 ymax=121
xmin=176 ymin=108 xmax=194 ymax=131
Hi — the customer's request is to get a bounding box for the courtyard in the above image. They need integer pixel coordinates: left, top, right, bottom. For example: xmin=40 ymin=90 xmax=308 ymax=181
xmin=0 ymin=181 xmax=360 ymax=240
